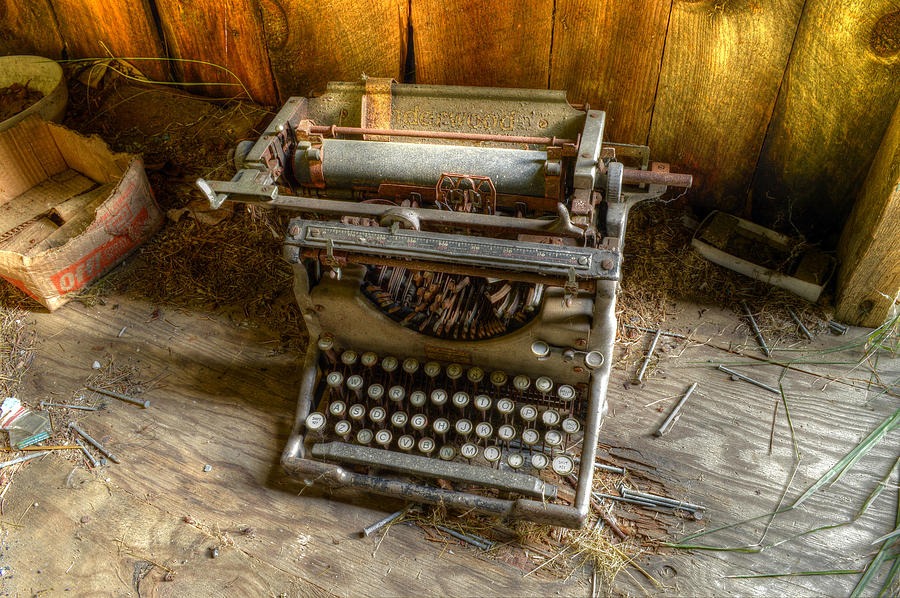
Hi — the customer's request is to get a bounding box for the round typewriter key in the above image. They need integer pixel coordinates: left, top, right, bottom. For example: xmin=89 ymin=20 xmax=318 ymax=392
xmin=474 ymin=394 xmax=492 ymax=412
xmin=381 ymin=356 xmax=399 ymax=373
xmin=475 ymin=422 xmax=493 ymax=440
xmin=446 ymin=363 xmax=463 ymax=380
xmin=557 ymin=384 xmax=576 ymax=401
xmin=356 ymin=429 xmax=374 ymax=445
xmin=402 ymin=357 xmax=420 ymax=375
xmin=584 ymin=351 xmax=604 ymax=369
xmin=348 ymin=403 xmax=366 ymax=421
xmin=455 ymin=418 xmax=473 ymax=436
xmin=535 ymin=376 xmax=554 ymax=394
xmin=519 ymin=405 xmax=538 ymax=422
xmin=497 ymin=424 xmax=516 ymax=442
xmin=334 ymin=420 xmax=351 ymax=438
xmin=410 ymin=390 xmax=427 ymax=408
xmin=483 ymin=445 xmax=501 ymax=463
xmin=305 ymin=412 xmax=326 ymax=432
xmin=329 ymin=401 xmax=347 ymax=417
xmin=467 ymin=367 xmax=484 ymax=384
xmin=341 ymin=350 xmax=358 ymax=366
xmin=452 ymin=391 xmax=470 ymax=409
xmin=513 ymin=375 xmax=531 ymax=391
xmin=410 ymin=414 xmax=428 ymax=431
xmin=531 ymin=453 xmax=549 ymax=470
xmin=361 ymin=351 xmax=378 ymax=367
xmin=317 ymin=336 xmax=334 ymax=351
xmin=430 ymin=389 xmax=448 ymax=406
xmin=367 ymin=384 xmax=384 ymax=402
xmin=551 ymin=455 xmax=576 ymax=476
xmin=417 ymin=437 xmax=435 ymax=454
xmin=561 ymin=417 xmax=581 ymax=434
xmin=388 ymin=386 xmax=405 ymax=403
xmin=346 ymin=375 xmax=364 ymax=397
xmin=544 ymin=430 xmax=563 ymax=447
xmin=521 ymin=428 xmax=540 ymax=446
xmin=391 ymin=411 xmax=408 ymax=428
xmin=460 ymin=442 xmax=479 ymax=460
xmin=369 ymin=406 xmax=386 ymax=424
xmin=531 ymin=340 xmax=551 ymax=358
xmin=326 ymin=371 xmax=344 ymax=388
xmin=433 ymin=418 xmax=450 ymax=436
xmin=439 ymin=445 xmax=457 ymax=461
xmin=490 ymin=370 xmax=508 ymax=387
xmin=496 ymin=398 xmax=515 ymax=415
xmin=397 ymin=434 xmax=415 ymax=451
xmin=375 ymin=429 xmax=393 ymax=447
xmin=507 ymin=452 xmax=525 ymax=469
xmin=541 ymin=409 xmax=561 ymax=427
xmin=424 ymin=361 xmax=441 ymax=378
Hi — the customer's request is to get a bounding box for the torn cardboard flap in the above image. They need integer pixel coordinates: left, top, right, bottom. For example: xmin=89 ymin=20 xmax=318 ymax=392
xmin=0 ymin=116 xmax=162 ymax=310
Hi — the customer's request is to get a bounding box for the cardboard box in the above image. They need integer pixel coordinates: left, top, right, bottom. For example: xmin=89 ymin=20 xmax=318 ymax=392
xmin=0 ymin=116 xmax=162 ymax=310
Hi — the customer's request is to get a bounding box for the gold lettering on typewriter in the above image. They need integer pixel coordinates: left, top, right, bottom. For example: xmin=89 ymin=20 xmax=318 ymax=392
xmin=395 ymin=105 xmax=550 ymax=133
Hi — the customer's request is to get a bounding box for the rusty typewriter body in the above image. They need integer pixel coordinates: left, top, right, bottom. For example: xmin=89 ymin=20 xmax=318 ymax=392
xmin=197 ymin=79 xmax=691 ymax=528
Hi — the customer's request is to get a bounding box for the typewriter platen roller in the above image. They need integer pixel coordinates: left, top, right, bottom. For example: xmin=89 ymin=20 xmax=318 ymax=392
xmin=198 ymin=79 xmax=691 ymax=528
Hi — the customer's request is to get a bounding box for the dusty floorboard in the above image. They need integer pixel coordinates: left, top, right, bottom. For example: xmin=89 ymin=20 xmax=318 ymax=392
xmin=0 ymin=295 xmax=897 ymax=597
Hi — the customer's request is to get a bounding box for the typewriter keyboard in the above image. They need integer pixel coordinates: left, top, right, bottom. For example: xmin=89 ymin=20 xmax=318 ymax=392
xmin=305 ymin=337 xmax=588 ymax=483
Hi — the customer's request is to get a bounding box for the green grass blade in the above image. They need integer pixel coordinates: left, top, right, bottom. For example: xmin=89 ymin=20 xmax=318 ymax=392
xmin=726 ymin=569 xmax=862 ymax=579
xmin=857 ymin=456 xmax=900 ymax=520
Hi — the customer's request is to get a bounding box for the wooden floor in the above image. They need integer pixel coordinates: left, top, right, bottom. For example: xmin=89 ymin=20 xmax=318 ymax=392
xmin=1 ymin=292 xmax=897 ymax=597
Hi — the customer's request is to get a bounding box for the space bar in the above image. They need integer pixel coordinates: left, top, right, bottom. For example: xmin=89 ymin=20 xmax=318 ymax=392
xmin=310 ymin=441 xmax=557 ymax=500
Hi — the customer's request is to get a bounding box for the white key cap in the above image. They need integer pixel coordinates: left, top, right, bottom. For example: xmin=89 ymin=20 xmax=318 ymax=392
xmin=329 ymin=401 xmax=346 ymax=417
xmin=433 ymin=418 xmax=450 ymax=436
xmin=326 ymin=372 xmax=344 ymax=388
xmin=397 ymin=434 xmax=415 ymax=451
xmin=513 ymin=375 xmax=530 ymax=391
xmin=474 ymin=394 xmax=492 ymax=412
xmin=557 ymin=384 xmax=576 ymax=401
xmin=521 ymin=428 xmax=540 ymax=446
xmin=467 ymin=367 xmax=484 ymax=384
xmin=439 ymin=445 xmax=456 ymax=461
xmin=369 ymin=406 xmax=386 ymax=424
xmin=388 ymin=386 xmax=405 ymax=403
xmin=455 ymin=418 xmax=473 ymax=436
xmin=381 ymin=356 xmax=399 ymax=373
xmin=496 ymin=398 xmax=515 ymax=415
xmin=375 ymin=429 xmax=392 ymax=447
xmin=460 ymin=442 xmax=479 ymax=459
xmin=497 ymin=424 xmax=516 ymax=442
xmin=410 ymin=390 xmax=427 ymax=408
xmin=483 ymin=445 xmax=501 ymax=463
xmin=446 ymin=363 xmax=463 ymax=380
xmin=305 ymin=412 xmax=326 ymax=432
xmin=507 ymin=452 xmax=525 ymax=469
xmin=541 ymin=409 xmax=561 ymax=427
xmin=531 ymin=453 xmax=549 ymax=470
xmin=519 ymin=405 xmax=538 ymax=422
xmin=367 ymin=384 xmax=384 ymax=402
xmin=361 ymin=351 xmax=378 ymax=367
xmin=417 ymin=437 xmax=435 ymax=454
xmin=334 ymin=420 xmax=351 ymax=438
xmin=348 ymin=403 xmax=366 ymax=421
xmin=552 ymin=455 xmax=575 ymax=476
xmin=535 ymin=376 xmax=553 ymax=394
xmin=452 ymin=391 xmax=470 ymax=409
xmin=391 ymin=411 xmax=409 ymax=428
xmin=317 ymin=336 xmax=334 ymax=351
xmin=410 ymin=414 xmax=428 ymax=431
xmin=430 ymin=389 xmax=448 ymax=406
xmin=475 ymin=422 xmax=493 ymax=440
xmin=356 ymin=429 xmax=374 ymax=444
xmin=402 ymin=358 xmax=419 ymax=375
xmin=341 ymin=350 xmax=358 ymax=366
xmin=424 ymin=361 xmax=441 ymax=378
xmin=490 ymin=370 xmax=508 ymax=387
xmin=544 ymin=429 xmax=563 ymax=447
xmin=561 ymin=417 xmax=581 ymax=434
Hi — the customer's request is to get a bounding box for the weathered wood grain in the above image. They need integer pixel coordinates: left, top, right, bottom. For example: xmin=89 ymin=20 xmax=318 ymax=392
xmin=49 ymin=0 xmax=169 ymax=82
xmin=549 ymin=0 xmax=671 ymax=144
xmin=154 ymin=0 xmax=278 ymax=105
xmin=836 ymin=100 xmax=900 ymax=327
xmin=752 ymin=0 xmax=900 ymax=242
xmin=0 ymin=0 xmax=64 ymax=58
xmin=411 ymin=0 xmax=553 ymax=89
xmin=648 ymin=0 xmax=806 ymax=212
xmin=257 ymin=0 xmax=408 ymax=100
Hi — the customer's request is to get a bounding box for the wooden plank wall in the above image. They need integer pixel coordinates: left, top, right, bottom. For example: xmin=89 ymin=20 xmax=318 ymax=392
xmin=1 ymin=1 xmax=899 ymax=241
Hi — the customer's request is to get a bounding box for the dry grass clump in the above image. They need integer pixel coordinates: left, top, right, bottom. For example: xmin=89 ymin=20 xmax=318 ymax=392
xmin=0 ymin=308 xmax=35 ymax=397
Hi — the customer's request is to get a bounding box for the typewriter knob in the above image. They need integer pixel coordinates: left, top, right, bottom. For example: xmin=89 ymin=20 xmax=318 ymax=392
xmin=535 ymin=376 xmax=554 ymax=394
xmin=531 ymin=453 xmax=549 ymax=470
xmin=388 ymin=386 xmax=406 ymax=403
xmin=490 ymin=371 xmax=508 ymax=387
xmin=584 ymin=351 xmax=605 ymax=369
xmin=473 ymin=394 xmax=492 ymax=412
xmin=475 ymin=422 xmax=494 ymax=440
xmin=348 ymin=404 xmax=366 ymax=421
xmin=557 ymin=385 xmax=576 ymax=401
xmin=551 ymin=455 xmax=576 ymax=476
xmin=430 ymin=389 xmax=448 ymax=406
xmin=381 ymin=356 xmax=399 ymax=373
xmin=375 ymin=429 xmax=393 ymax=447
xmin=455 ymin=418 xmax=473 ymax=436
xmin=397 ymin=434 xmax=415 ymax=451
xmin=369 ymin=406 xmax=387 ymax=424
xmin=334 ymin=420 xmax=351 ymax=439
xmin=367 ymin=384 xmax=385 ymax=402
xmin=410 ymin=390 xmax=427 ymax=408
xmin=356 ymin=429 xmax=374 ymax=445
xmin=544 ymin=430 xmax=563 ymax=447
xmin=513 ymin=375 xmax=531 ymax=391
xmin=446 ymin=363 xmax=463 ymax=380
xmin=317 ymin=335 xmax=334 ymax=352
xmin=361 ymin=351 xmax=378 ymax=368
xmin=329 ymin=401 xmax=347 ymax=417
xmin=521 ymin=428 xmax=540 ymax=446
xmin=410 ymin=414 xmax=428 ymax=431
xmin=497 ymin=424 xmax=516 ymax=442
xmin=507 ymin=452 xmax=525 ymax=469
xmin=305 ymin=412 xmax=327 ymax=433
xmin=460 ymin=443 xmax=479 ymax=460
xmin=341 ymin=350 xmax=359 ymax=367
xmin=391 ymin=411 xmax=409 ymax=428
xmin=402 ymin=358 xmax=420 ymax=375
xmin=519 ymin=405 xmax=538 ymax=423
xmin=541 ymin=409 xmax=561 ymax=427
xmin=561 ymin=417 xmax=581 ymax=434
xmin=326 ymin=372 xmax=344 ymax=388
xmin=347 ymin=375 xmax=364 ymax=398
xmin=417 ymin=437 xmax=435 ymax=455
xmin=496 ymin=398 xmax=515 ymax=415
xmin=433 ymin=418 xmax=450 ymax=436
xmin=452 ymin=391 xmax=470 ymax=409
xmin=424 ymin=361 xmax=442 ymax=378
xmin=483 ymin=446 xmax=502 ymax=464
xmin=439 ymin=445 xmax=457 ymax=461
xmin=467 ymin=367 xmax=484 ymax=384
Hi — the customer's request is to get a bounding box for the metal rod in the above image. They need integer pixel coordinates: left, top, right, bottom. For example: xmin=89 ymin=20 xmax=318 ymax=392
xmin=716 ymin=365 xmax=780 ymax=395
xmin=436 ymin=525 xmax=493 ymax=550
xmin=621 ymin=487 xmax=705 ymax=512
xmin=788 ymin=308 xmax=814 ymax=341
xmin=306 ymin=124 xmax=573 ymax=147
xmin=74 ymin=438 xmax=100 ymax=468
xmin=68 ymin=422 xmax=120 ymax=463
xmin=571 ymin=459 xmax=626 ymax=475
xmin=0 ymin=451 xmax=49 ymax=469
xmin=593 ymin=491 xmax=669 ymax=510
xmin=741 ymin=300 xmax=771 ymax=357
xmin=635 ymin=328 xmax=662 ymax=383
xmin=624 ymin=324 xmax=686 ymax=339
xmin=361 ymin=506 xmax=409 ymax=537
xmin=655 ymin=382 xmax=698 ymax=437
xmin=86 ymin=385 xmax=150 ymax=408
xmin=40 ymin=401 xmax=98 ymax=411
xmin=827 ymin=320 xmax=848 ymax=335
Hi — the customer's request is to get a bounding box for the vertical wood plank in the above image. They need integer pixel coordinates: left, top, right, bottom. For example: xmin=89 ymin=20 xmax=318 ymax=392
xmin=257 ymin=0 xmax=408 ymax=99
xmin=549 ymin=0 xmax=672 ymax=144
xmin=411 ymin=0 xmax=553 ymax=89
xmin=48 ymin=0 xmax=169 ymax=82
xmin=752 ymin=0 xmax=900 ymax=242
xmin=0 ymin=0 xmax=64 ymax=58
xmin=836 ymin=100 xmax=900 ymax=327
xmin=155 ymin=0 xmax=278 ymax=105
xmin=648 ymin=0 xmax=806 ymax=211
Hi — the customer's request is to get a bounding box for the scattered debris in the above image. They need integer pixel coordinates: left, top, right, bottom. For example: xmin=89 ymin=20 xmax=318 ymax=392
xmin=654 ymin=382 xmax=698 ymax=436
xmin=203 ymin=464 xmax=212 ymax=472
xmin=209 ymin=547 xmax=219 ymax=559
xmin=827 ymin=320 xmax=849 ymax=335
xmin=0 ymin=451 xmax=48 ymax=469
xmin=92 ymin=361 xmax=102 ymax=369
xmin=361 ymin=506 xmax=409 ymax=537
xmin=788 ymin=307 xmax=814 ymax=341
xmin=0 ymin=83 xmax=44 ymax=122
xmin=635 ymin=328 xmax=662 ymax=383
xmin=86 ymin=384 xmax=150 ymax=408
xmin=742 ymin=300 xmax=771 ymax=357
xmin=68 ymin=422 xmax=119 ymax=464
xmin=39 ymin=401 xmax=98 ymax=411
xmin=716 ymin=365 xmax=780 ymax=394
xmin=74 ymin=438 xmax=100 ymax=468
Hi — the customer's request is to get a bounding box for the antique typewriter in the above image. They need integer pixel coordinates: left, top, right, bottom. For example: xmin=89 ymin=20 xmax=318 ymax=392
xmin=197 ymin=79 xmax=691 ymax=528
